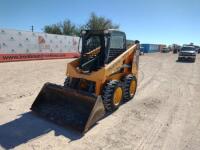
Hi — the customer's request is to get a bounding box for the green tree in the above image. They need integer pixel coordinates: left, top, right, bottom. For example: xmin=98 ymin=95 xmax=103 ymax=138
xmin=85 ymin=13 xmax=119 ymax=30
xmin=62 ymin=20 xmax=80 ymax=35
xmin=44 ymin=20 xmax=80 ymax=36
xmin=44 ymin=23 xmax=62 ymax=35
xmin=43 ymin=13 xmax=120 ymax=35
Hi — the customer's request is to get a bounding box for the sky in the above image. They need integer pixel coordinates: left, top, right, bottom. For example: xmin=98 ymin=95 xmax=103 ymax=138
xmin=0 ymin=0 xmax=199 ymax=45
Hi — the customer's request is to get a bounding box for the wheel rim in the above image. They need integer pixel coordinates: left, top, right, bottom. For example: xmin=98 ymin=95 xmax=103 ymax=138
xmin=130 ymin=80 xmax=136 ymax=97
xmin=113 ymin=87 xmax=122 ymax=106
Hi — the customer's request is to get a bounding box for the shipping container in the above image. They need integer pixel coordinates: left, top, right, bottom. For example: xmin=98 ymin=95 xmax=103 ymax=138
xmin=140 ymin=44 xmax=160 ymax=53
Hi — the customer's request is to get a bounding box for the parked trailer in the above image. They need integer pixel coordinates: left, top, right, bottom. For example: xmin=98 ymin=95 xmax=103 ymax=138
xmin=159 ymin=44 xmax=167 ymax=52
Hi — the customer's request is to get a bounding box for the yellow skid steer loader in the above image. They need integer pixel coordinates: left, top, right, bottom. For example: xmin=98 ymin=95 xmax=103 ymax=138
xmin=31 ymin=29 xmax=140 ymax=133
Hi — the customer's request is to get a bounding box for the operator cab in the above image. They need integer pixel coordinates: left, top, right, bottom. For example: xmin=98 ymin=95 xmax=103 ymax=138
xmin=79 ymin=29 xmax=127 ymax=72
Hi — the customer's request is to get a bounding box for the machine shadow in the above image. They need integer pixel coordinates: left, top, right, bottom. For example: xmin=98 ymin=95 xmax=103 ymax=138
xmin=0 ymin=112 xmax=82 ymax=149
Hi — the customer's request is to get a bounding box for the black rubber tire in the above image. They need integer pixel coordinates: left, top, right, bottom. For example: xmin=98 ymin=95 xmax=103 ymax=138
xmin=123 ymin=75 xmax=137 ymax=102
xmin=102 ymin=80 xmax=123 ymax=112
xmin=64 ymin=77 xmax=71 ymax=88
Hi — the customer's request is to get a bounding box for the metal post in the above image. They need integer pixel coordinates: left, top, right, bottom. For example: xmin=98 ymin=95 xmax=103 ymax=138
xmin=31 ymin=25 xmax=34 ymax=32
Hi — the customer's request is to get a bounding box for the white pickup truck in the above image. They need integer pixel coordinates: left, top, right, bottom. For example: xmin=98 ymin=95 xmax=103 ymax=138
xmin=178 ymin=46 xmax=196 ymax=62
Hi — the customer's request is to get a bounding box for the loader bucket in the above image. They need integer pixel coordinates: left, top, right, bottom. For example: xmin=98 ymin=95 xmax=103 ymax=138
xmin=31 ymin=83 xmax=105 ymax=133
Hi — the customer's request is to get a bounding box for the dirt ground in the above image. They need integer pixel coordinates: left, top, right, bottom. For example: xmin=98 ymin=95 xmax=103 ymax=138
xmin=0 ymin=53 xmax=200 ymax=150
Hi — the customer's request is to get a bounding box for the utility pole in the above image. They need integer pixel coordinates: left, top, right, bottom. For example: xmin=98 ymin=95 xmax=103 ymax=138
xmin=31 ymin=25 xmax=34 ymax=32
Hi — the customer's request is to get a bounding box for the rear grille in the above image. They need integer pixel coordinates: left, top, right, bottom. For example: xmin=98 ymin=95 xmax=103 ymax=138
xmin=107 ymin=49 xmax=125 ymax=63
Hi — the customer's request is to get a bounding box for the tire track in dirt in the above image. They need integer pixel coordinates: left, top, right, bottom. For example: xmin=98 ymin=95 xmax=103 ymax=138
xmin=1 ymin=53 xmax=200 ymax=150
xmin=134 ymin=54 xmax=194 ymax=150
xmin=134 ymin=81 xmax=177 ymax=150
xmin=137 ymin=60 xmax=164 ymax=93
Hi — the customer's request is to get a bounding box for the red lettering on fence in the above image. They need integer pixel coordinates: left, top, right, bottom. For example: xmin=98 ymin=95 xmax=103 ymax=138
xmin=0 ymin=52 xmax=80 ymax=63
